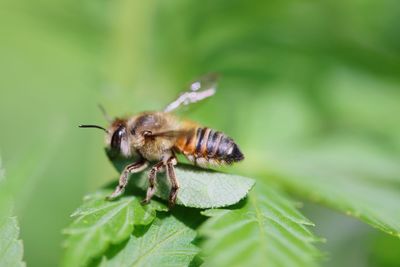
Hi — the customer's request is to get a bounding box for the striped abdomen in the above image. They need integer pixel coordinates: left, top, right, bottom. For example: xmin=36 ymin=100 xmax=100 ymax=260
xmin=175 ymin=127 xmax=244 ymax=166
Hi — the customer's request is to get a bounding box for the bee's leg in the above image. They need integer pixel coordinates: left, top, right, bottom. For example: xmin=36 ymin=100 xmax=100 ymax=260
xmin=107 ymin=159 xmax=148 ymax=200
xmin=141 ymin=161 xmax=164 ymax=205
xmin=166 ymin=156 xmax=179 ymax=209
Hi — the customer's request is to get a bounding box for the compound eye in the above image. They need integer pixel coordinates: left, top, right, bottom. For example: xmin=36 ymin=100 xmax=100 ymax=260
xmin=111 ymin=126 xmax=125 ymax=150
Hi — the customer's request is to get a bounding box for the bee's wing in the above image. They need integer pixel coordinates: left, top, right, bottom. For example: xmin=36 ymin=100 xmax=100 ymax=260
xmin=148 ymin=130 xmax=185 ymax=138
xmin=164 ymin=73 xmax=218 ymax=113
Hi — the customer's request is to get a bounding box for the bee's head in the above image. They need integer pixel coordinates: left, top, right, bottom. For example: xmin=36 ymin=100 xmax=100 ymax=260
xmin=79 ymin=118 xmax=131 ymax=157
xmin=106 ymin=119 xmax=131 ymax=157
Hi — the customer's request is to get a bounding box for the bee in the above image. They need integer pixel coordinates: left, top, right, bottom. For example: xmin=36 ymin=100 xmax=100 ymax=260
xmin=80 ymin=74 xmax=244 ymax=207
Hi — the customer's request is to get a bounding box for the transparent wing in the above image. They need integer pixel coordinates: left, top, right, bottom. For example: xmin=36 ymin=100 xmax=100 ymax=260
xmin=164 ymin=73 xmax=218 ymax=113
xmin=148 ymin=130 xmax=185 ymax=138
xmin=146 ymin=129 xmax=192 ymax=142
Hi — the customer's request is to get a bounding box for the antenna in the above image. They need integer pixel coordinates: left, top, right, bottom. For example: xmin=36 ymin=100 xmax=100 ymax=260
xmin=98 ymin=104 xmax=112 ymax=123
xmin=79 ymin=124 xmax=109 ymax=134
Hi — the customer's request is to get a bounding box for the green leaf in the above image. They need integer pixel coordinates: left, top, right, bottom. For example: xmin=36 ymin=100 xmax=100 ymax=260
xmin=97 ymin=214 xmax=199 ymax=267
xmin=62 ymin=190 xmax=166 ymax=267
xmin=0 ymin=216 xmax=26 ymax=267
xmin=135 ymin=165 xmax=255 ymax=209
xmin=199 ymin=181 xmax=322 ymax=267
xmin=267 ymin=139 xmax=400 ymax=237
xmin=108 ymin=153 xmax=256 ymax=209
xmin=0 ymin=162 xmax=10 ymax=217
xmin=0 ymin=162 xmax=25 ymax=267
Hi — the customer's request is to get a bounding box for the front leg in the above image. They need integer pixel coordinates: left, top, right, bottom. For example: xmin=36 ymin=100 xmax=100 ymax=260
xmin=107 ymin=159 xmax=148 ymax=200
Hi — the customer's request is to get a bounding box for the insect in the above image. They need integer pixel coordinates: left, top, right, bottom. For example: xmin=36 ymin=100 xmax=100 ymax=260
xmin=80 ymin=74 xmax=244 ymax=208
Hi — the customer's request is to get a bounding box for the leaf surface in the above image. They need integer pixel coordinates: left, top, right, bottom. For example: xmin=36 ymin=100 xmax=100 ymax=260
xmin=268 ymin=139 xmax=400 ymax=237
xmin=98 ymin=214 xmax=199 ymax=267
xmin=0 ymin=162 xmax=25 ymax=267
xmin=199 ymin=181 xmax=322 ymax=267
xmin=0 ymin=216 xmax=26 ymax=267
xmin=62 ymin=190 xmax=166 ymax=267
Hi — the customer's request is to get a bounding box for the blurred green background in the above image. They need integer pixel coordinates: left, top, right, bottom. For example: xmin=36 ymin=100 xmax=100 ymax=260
xmin=1 ymin=0 xmax=400 ymax=266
